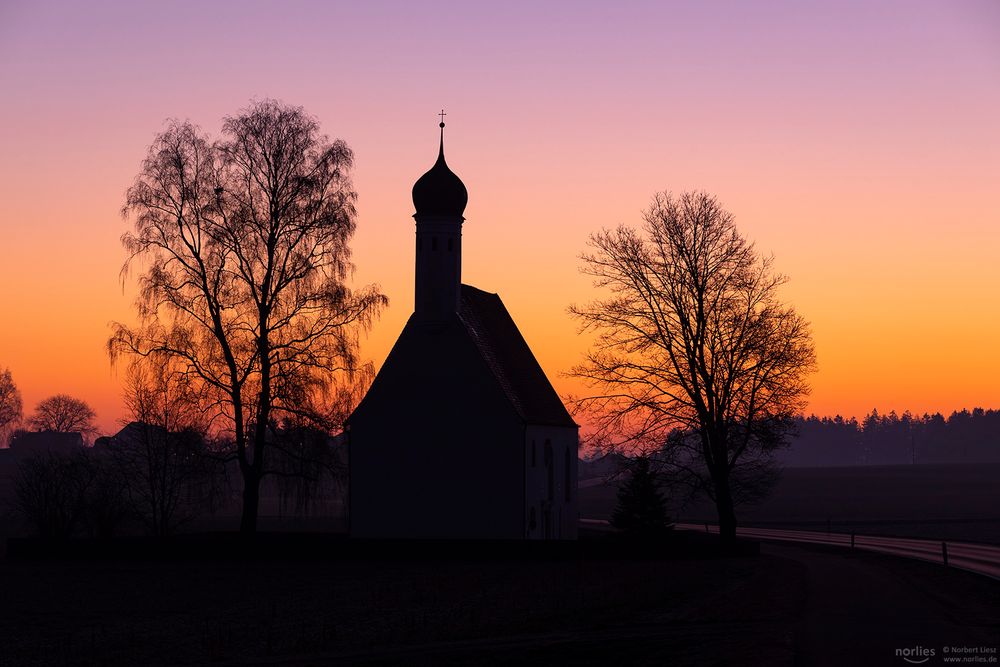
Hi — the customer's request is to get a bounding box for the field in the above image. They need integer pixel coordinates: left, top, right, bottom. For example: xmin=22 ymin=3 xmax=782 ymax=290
xmin=3 ymin=462 xmax=1000 ymax=665
xmin=581 ymin=463 xmax=1000 ymax=544
xmin=0 ymin=535 xmax=785 ymax=666
xmin=2 ymin=532 xmax=998 ymax=665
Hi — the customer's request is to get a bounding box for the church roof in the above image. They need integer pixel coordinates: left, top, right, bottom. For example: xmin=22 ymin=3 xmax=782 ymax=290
xmin=458 ymin=285 xmax=577 ymax=428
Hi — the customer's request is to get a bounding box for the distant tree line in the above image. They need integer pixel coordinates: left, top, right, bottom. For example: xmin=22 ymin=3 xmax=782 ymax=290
xmin=780 ymin=409 xmax=1000 ymax=467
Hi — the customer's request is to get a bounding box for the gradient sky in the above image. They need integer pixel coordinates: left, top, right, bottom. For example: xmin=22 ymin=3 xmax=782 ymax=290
xmin=1 ymin=0 xmax=998 ymax=434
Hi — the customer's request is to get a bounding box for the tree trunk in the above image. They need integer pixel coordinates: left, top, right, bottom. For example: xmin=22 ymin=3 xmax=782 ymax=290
xmin=713 ymin=470 xmax=738 ymax=546
xmin=240 ymin=470 xmax=261 ymax=534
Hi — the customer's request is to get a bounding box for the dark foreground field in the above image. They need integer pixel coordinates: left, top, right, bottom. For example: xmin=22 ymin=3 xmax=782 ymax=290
xmin=0 ymin=533 xmax=760 ymax=666
xmin=3 ymin=463 xmax=999 ymax=666
xmin=1 ymin=533 xmax=998 ymax=666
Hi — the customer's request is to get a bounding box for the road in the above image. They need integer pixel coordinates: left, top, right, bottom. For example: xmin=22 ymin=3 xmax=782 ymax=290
xmin=673 ymin=522 xmax=1000 ymax=580
xmin=762 ymin=541 xmax=999 ymax=666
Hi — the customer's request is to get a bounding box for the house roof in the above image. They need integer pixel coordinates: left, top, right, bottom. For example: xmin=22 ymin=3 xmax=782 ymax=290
xmin=458 ymin=285 xmax=576 ymax=428
xmin=106 ymin=421 xmax=168 ymax=448
xmin=9 ymin=431 xmax=84 ymax=454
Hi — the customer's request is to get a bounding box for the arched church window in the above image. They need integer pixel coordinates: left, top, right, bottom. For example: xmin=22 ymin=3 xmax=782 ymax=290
xmin=564 ymin=447 xmax=572 ymax=502
xmin=544 ymin=440 xmax=553 ymax=502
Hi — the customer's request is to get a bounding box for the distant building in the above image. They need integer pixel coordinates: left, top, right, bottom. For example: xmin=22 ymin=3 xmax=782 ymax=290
xmin=94 ymin=421 xmax=169 ymax=451
xmin=348 ymin=121 xmax=578 ymax=539
xmin=9 ymin=430 xmax=84 ymax=458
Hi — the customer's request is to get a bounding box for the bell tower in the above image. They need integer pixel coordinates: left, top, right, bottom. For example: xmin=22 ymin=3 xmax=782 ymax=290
xmin=411 ymin=113 xmax=468 ymax=320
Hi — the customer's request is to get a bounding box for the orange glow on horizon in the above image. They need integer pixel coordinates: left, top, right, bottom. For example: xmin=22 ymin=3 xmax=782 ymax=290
xmin=1 ymin=1 xmax=998 ymax=435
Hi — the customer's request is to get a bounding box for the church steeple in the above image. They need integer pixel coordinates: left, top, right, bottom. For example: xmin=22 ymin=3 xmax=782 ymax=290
xmin=412 ymin=115 xmax=468 ymax=218
xmin=412 ymin=114 xmax=466 ymax=320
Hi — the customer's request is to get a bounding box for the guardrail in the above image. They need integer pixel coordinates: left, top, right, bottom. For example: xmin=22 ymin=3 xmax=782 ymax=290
xmin=580 ymin=518 xmax=1000 ymax=580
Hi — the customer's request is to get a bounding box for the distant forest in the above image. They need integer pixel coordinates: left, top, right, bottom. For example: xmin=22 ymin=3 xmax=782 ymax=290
xmin=780 ymin=409 xmax=1000 ymax=467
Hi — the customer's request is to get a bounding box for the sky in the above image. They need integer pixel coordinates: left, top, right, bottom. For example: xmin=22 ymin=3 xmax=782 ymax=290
xmin=0 ymin=0 xmax=998 ymax=435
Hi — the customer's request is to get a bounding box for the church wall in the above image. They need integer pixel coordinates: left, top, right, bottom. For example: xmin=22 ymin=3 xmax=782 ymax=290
xmin=523 ymin=424 xmax=579 ymax=540
xmin=349 ymin=318 xmax=525 ymax=539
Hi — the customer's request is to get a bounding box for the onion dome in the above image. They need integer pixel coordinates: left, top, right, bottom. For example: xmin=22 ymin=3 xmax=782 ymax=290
xmin=412 ymin=120 xmax=468 ymax=217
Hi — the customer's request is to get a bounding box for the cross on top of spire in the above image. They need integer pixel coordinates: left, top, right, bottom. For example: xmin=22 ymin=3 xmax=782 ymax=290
xmin=412 ymin=109 xmax=467 ymax=218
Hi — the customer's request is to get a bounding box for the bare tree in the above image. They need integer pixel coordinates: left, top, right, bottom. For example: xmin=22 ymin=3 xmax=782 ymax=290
xmin=0 ymin=367 xmax=23 ymax=446
xmin=14 ymin=451 xmax=93 ymax=539
xmin=12 ymin=446 xmax=128 ymax=539
xmin=107 ymin=355 xmax=221 ymax=537
xmin=121 ymin=353 xmax=208 ymax=435
xmin=570 ymin=191 xmax=816 ymax=543
xmin=26 ymin=394 xmax=98 ymax=442
xmin=111 ymin=100 xmax=387 ymax=533
xmin=80 ymin=452 xmax=131 ymax=539
xmin=270 ymin=420 xmax=346 ymax=518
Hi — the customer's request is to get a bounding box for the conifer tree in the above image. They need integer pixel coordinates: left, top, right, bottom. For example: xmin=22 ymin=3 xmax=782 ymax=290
xmin=610 ymin=456 xmax=670 ymax=536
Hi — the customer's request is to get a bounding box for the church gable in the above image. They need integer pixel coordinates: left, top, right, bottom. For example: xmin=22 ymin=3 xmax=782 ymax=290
xmin=349 ymin=312 xmax=523 ymax=428
xmin=458 ymin=285 xmax=576 ymax=428
xmin=350 ymin=288 xmax=576 ymax=430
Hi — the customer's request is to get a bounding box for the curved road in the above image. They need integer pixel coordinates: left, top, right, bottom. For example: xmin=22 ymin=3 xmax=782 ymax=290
xmin=763 ymin=541 xmax=999 ymax=666
xmin=673 ymin=522 xmax=1000 ymax=580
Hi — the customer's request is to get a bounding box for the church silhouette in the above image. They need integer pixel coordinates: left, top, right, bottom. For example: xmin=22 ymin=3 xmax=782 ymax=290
xmin=348 ymin=118 xmax=579 ymax=539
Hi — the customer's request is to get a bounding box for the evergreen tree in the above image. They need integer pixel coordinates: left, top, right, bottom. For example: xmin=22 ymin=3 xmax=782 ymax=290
xmin=611 ymin=456 xmax=670 ymax=537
